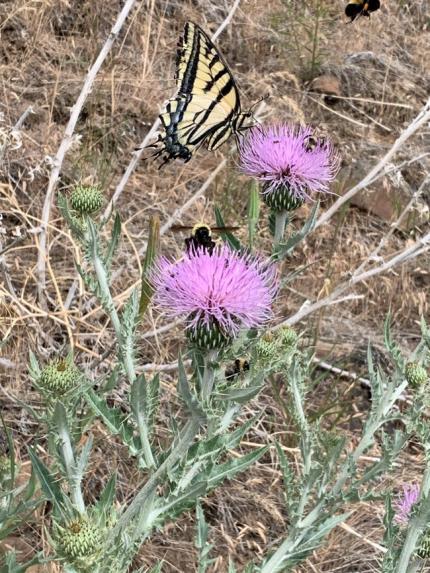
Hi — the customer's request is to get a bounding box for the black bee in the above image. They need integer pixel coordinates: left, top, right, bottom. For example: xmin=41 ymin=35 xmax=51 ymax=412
xmin=345 ymin=0 xmax=380 ymax=22
xmin=225 ymin=358 xmax=250 ymax=381
xmin=172 ymin=223 xmax=239 ymax=255
xmin=303 ymin=131 xmax=327 ymax=152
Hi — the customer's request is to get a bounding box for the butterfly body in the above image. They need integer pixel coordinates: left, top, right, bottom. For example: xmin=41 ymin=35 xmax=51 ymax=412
xmin=345 ymin=0 xmax=380 ymax=22
xmin=152 ymin=22 xmax=252 ymax=165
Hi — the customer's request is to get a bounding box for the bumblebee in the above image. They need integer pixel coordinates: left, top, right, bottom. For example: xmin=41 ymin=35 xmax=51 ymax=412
xmin=172 ymin=223 xmax=239 ymax=255
xmin=345 ymin=0 xmax=380 ymax=22
xmin=303 ymin=129 xmax=328 ymax=152
xmin=225 ymin=358 xmax=250 ymax=381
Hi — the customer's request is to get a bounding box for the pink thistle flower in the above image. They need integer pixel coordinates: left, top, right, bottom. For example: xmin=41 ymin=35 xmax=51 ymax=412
xmin=238 ymin=124 xmax=340 ymax=211
xmin=394 ymin=483 xmax=420 ymax=525
xmin=150 ymin=245 xmax=278 ymax=348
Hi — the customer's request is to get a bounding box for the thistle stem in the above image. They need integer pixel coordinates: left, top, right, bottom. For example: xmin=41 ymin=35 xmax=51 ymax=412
xmin=201 ymin=349 xmax=218 ymax=402
xmin=274 ymin=210 xmax=288 ymax=246
xmin=57 ymin=422 xmax=86 ymax=514
xmin=90 ymin=224 xmax=155 ymax=468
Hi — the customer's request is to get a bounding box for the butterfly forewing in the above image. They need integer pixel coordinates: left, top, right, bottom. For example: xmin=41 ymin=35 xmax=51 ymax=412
xmin=153 ymin=21 xmax=247 ymax=164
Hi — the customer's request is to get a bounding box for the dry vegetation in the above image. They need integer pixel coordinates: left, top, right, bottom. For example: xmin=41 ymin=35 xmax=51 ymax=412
xmin=0 ymin=0 xmax=429 ymax=571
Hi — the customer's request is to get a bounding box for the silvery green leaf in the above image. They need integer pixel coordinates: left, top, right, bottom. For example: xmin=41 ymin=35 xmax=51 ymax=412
xmin=214 ymin=206 xmax=242 ymax=251
xmin=27 ymin=447 xmax=71 ymax=519
xmin=95 ymin=473 xmax=116 ymax=522
xmin=139 ymin=215 xmax=159 ymax=318
xmin=85 ymin=390 xmax=140 ymax=458
xmin=153 ymin=481 xmax=207 ymax=522
xmin=104 ymin=212 xmax=121 ymax=270
xmin=195 ymin=503 xmax=208 ymax=550
xmin=276 ymin=200 xmax=319 ymax=259
xmin=247 ymin=182 xmax=260 ymax=249
xmin=207 ymin=446 xmax=268 ymax=488
xmin=28 ymin=350 xmax=41 ymax=381
xmin=213 ymin=384 xmax=263 ymax=404
xmin=178 ymin=354 xmax=206 ymax=422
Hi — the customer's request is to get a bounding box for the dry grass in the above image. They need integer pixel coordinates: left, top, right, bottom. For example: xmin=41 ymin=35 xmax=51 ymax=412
xmin=1 ymin=0 xmax=429 ymax=571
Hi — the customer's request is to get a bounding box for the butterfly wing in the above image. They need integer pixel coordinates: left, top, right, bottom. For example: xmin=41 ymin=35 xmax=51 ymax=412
xmin=156 ymin=21 xmax=243 ymax=163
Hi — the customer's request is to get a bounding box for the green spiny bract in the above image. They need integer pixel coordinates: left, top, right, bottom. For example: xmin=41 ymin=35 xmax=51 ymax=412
xmin=56 ymin=517 xmax=103 ymax=571
xmin=405 ymin=362 xmax=428 ymax=388
xmin=263 ymin=185 xmax=304 ymax=212
xmin=187 ymin=319 xmax=232 ymax=351
xmin=0 ymin=453 xmax=10 ymax=478
xmin=39 ymin=358 xmax=82 ymax=396
xmin=417 ymin=530 xmax=430 ymax=559
xmin=70 ymin=185 xmax=103 ymax=215
xmin=255 ymin=336 xmax=279 ymax=364
xmin=277 ymin=325 xmax=298 ymax=347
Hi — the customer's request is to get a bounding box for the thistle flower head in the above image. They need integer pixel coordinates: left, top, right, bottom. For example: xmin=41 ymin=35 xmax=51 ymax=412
xmin=70 ymin=184 xmax=103 ymax=214
xmin=394 ymin=483 xmax=420 ymax=525
xmin=238 ymin=124 xmax=340 ymax=210
xmin=278 ymin=325 xmax=298 ymax=347
xmin=151 ymin=246 xmax=277 ymax=348
xmin=405 ymin=362 xmax=428 ymax=388
xmin=56 ymin=517 xmax=103 ymax=570
xmin=39 ymin=358 xmax=81 ymax=396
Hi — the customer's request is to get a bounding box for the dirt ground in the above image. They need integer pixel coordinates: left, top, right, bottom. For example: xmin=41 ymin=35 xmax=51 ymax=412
xmin=0 ymin=0 xmax=429 ymax=571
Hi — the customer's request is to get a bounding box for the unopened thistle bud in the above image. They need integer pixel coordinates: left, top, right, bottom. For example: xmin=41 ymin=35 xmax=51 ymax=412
xmin=70 ymin=185 xmax=103 ymax=215
xmin=256 ymin=338 xmax=278 ymax=363
xmin=405 ymin=362 xmax=428 ymax=388
xmin=0 ymin=454 xmax=10 ymax=478
xmin=278 ymin=325 xmax=298 ymax=347
xmin=58 ymin=517 xmax=102 ymax=569
xmin=39 ymin=359 xmax=81 ymax=396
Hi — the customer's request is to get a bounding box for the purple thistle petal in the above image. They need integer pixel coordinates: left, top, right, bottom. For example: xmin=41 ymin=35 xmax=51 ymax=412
xmin=150 ymin=245 xmax=278 ymax=337
xmin=394 ymin=483 xmax=420 ymax=525
xmin=238 ymin=124 xmax=340 ymax=202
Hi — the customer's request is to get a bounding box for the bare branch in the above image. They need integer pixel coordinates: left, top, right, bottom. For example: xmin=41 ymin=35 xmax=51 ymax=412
xmin=36 ymin=0 xmax=138 ymax=306
xmin=315 ymin=97 xmax=430 ymax=230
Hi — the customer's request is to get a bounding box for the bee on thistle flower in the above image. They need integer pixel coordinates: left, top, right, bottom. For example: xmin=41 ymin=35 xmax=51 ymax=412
xmin=238 ymin=124 xmax=340 ymax=212
xmin=150 ymin=245 xmax=278 ymax=351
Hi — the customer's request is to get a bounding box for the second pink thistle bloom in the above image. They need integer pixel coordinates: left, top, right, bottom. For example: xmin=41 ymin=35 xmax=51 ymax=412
xmin=150 ymin=245 xmax=278 ymax=350
xmin=238 ymin=124 xmax=340 ymax=212
xmin=394 ymin=483 xmax=420 ymax=525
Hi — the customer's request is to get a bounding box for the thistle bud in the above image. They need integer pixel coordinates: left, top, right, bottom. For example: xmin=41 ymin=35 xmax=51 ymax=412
xmin=278 ymin=325 xmax=298 ymax=347
xmin=70 ymin=185 xmax=103 ymax=215
xmin=405 ymin=362 xmax=428 ymax=388
xmin=0 ymin=454 xmax=10 ymax=478
xmin=39 ymin=359 xmax=81 ymax=396
xmin=255 ymin=338 xmax=278 ymax=363
xmin=58 ymin=517 xmax=102 ymax=568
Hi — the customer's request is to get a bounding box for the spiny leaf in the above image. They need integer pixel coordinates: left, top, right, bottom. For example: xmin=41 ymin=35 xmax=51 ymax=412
xmin=139 ymin=214 xmax=160 ymax=318
xmin=214 ymin=206 xmax=241 ymax=251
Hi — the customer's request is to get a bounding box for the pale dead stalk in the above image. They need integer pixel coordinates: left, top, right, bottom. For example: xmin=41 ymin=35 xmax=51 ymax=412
xmin=275 ymin=231 xmax=430 ymax=329
xmin=36 ymin=0 xmax=138 ymax=306
xmin=315 ymin=97 xmax=430 ymax=230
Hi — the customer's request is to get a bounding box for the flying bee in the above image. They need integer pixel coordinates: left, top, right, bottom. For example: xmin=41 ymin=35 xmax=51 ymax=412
xmin=171 ymin=222 xmax=239 ymax=255
xmin=303 ymin=130 xmax=328 ymax=152
xmin=345 ymin=0 xmax=380 ymax=22
xmin=225 ymin=358 xmax=250 ymax=381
